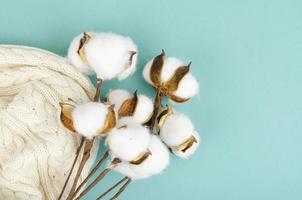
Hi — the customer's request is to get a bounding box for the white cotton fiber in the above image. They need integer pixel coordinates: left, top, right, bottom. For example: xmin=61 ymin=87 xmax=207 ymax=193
xmin=84 ymin=32 xmax=137 ymax=80
xmin=160 ymin=57 xmax=184 ymax=82
xmin=67 ymin=33 xmax=94 ymax=75
xmin=71 ymin=102 xmax=108 ymax=139
xmin=172 ymin=131 xmax=200 ymax=159
xmin=106 ymin=118 xmax=151 ymax=162
xmin=171 ymin=74 xmax=199 ymax=101
xmin=133 ymin=94 xmax=154 ymax=124
xmin=106 ymin=89 xmax=131 ymax=113
xmin=113 ymin=135 xmax=170 ymax=180
xmin=142 ymin=59 xmax=153 ymax=84
xmin=160 ymin=112 xmax=194 ymax=146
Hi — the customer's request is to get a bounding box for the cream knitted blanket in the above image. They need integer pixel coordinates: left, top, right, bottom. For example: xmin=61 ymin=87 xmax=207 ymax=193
xmin=0 ymin=45 xmax=99 ymax=200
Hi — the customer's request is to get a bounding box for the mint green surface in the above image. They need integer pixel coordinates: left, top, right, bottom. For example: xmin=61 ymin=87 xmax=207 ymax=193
xmin=1 ymin=0 xmax=302 ymax=199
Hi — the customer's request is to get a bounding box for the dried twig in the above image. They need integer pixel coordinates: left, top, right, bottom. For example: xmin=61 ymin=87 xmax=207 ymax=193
xmin=96 ymin=177 xmax=128 ymax=200
xmin=74 ymin=158 xmax=121 ymax=200
xmin=150 ymin=90 xmax=163 ymax=128
xmin=109 ymin=178 xmax=132 ymax=200
xmin=57 ymin=137 xmax=85 ymax=200
xmin=72 ymin=151 xmax=109 ymax=198
xmin=67 ymin=138 xmax=94 ymax=199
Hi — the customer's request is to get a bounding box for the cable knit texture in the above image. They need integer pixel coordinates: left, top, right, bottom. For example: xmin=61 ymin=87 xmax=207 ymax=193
xmin=0 ymin=45 xmax=99 ymax=200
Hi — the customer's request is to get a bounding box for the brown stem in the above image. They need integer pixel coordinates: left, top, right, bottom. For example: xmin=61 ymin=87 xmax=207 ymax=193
xmin=109 ymin=178 xmax=132 ymax=200
xmin=94 ymin=78 xmax=103 ymax=102
xmin=74 ymin=158 xmax=121 ymax=200
xmin=66 ymin=77 xmax=103 ymax=199
xmin=96 ymin=177 xmax=128 ymax=200
xmin=67 ymin=138 xmax=94 ymax=200
xmin=74 ymin=168 xmax=112 ymax=200
xmin=72 ymin=151 xmax=109 ymax=198
xmin=57 ymin=137 xmax=85 ymax=200
xmin=150 ymin=90 xmax=163 ymax=128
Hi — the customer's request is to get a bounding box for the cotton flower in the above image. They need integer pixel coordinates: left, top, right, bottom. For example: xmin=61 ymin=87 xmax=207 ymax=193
xmin=157 ymin=107 xmax=200 ymax=159
xmin=67 ymin=32 xmax=137 ymax=80
xmin=106 ymin=117 xmax=151 ymax=162
xmin=60 ymin=101 xmax=116 ymax=139
xmin=106 ymin=89 xmax=154 ymax=124
xmin=113 ymin=135 xmax=170 ymax=180
xmin=143 ymin=51 xmax=199 ymax=103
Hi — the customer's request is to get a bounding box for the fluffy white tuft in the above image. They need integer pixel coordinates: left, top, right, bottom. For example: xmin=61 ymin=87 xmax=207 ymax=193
xmin=71 ymin=102 xmax=108 ymax=139
xmin=113 ymin=135 xmax=170 ymax=180
xmin=133 ymin=94 xmax=154 ymax=124
xmin=160 ymin=57 xmax=184 ymax=82
xmin=84 ymin=32 xmax=137 ymax=80
xmin=106 ymin=118 xmax=151 ymax=162
xmin=160 ymin=112 xmax=194 ymax=146
xmin=106 ymin=89 xmax=131 ymax=113
xmin=142 ymin=59 xmax=153 ymax=84
xmin=67 ymin=33 xmax=94 ymax=75
xmin=172 ymin=131 xmax=200 ymax=159
xmin=171 ymin=74 xmax=199 ymax=101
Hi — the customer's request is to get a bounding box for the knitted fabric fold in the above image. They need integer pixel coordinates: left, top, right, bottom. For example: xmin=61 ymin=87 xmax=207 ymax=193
xmin=0 ymin=45 xmax=98 ymax=200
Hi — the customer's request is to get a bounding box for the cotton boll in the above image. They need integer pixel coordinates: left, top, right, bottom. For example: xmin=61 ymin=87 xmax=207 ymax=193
xmin=106 ymin=89 xmax=131 ymax=113
xmin=113 ymin=135 xmax=170 ymax=180
xmin=84 ymin=32 xmax=137 ymax=80
xmin=107 ymin=90 xmax=154 ymax=124
xmin=71 ymin=102 xmax=108 ymax=139
xmin=67 ymin=33 xmax=94 ymax=75
xmin=143 ymin=56 xmax=185 ymax=84
xmin=106 ymin=120 xmax=151 ymax=162
xmin=172 ymin=131 xmax=200 ymax=159
xmin=143 ymin=52 xmax=198 ymax=102
xmin=160 ymin=112 xmax=194 ymax=146
xmin=171 ymin=74 xmax=199 ymax=100
xmin=133 ymin=94 xmax=154 ymax=124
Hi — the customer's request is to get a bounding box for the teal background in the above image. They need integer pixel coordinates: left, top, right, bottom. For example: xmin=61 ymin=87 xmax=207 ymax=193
xmin=1 ymin=0 xmax=302 ymax=199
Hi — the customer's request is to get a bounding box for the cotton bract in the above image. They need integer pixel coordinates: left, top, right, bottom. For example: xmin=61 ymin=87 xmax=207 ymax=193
xmin=67 ymin=32 xmax=137 ymax=80
xmin=143 ymin=52 xmax=199 ymax=103
xmin=71 ymin=102 xmax=116 ymax=139
xmin=106 ymin=89 xmax=154 ymax=124
xmin=106 ymin=117 xmax=151 ymax=162
xmin=113 ymin=135 xmax=170 ymax=180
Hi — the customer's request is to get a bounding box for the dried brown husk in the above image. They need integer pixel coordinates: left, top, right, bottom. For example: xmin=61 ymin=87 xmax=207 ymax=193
xmin=59 ymin=102 xmax=76 ymax=133
xmin=129 ymin=51 xmax=137 ymax=66
xmin=96 ymin=104 xmax=116 ymax=135
xmin=156 ymin=107 xmax=173 ymax=134
xmin=175 ymin=135 xmax=197 ymax=153
xmin=77 ymin=32 xmax=91 ymax=64
xmin=130 ymin=149 xmax=152 ymax=165
xmin=118 ymin=91 xmax=138 ymax=117
xmin=164 ymin=65 xmax=190 ymax=92
xmin=150 ymin=50 xmax=165 ymax=87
